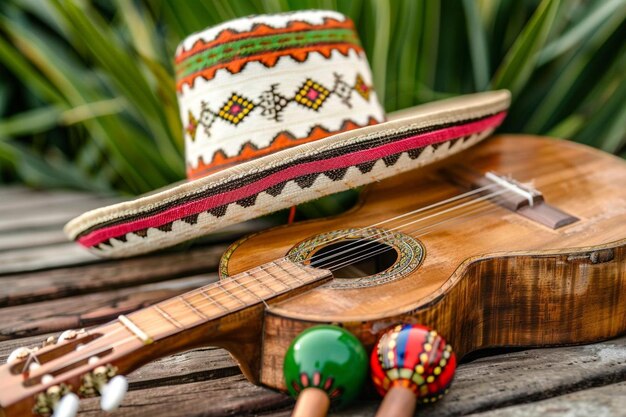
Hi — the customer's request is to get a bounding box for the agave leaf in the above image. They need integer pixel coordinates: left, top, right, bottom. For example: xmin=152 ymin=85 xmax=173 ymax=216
xmin=538 ymin=0 xmax=626 ymax=65
xmin=492 ymin=0 xmax=561 ymax=97
xmin=0 ymin=82 xmax=9 ymax=116
xmin=0 ymin=106 xmax=65 ymax=137
xmin=418 ymin=1 xmax=441 ymax=98
xmin=369 ymin=0 xmax=391 ymax=105
xmin=0 ymin=140 xmax=112 ymax=191
xmin=392 ymin=0 xmax=420 ymax=110
xmin=523 ymin=8 xmax=626 ymax=133
xmin=114 ymin=0 xmax=160 ymax=63
xmin=0 ymin=31 xmax=64 ymax=104
xmin=50 ymin=1 xmax=183 ymax=168
xmin=574 ymin=76 xmax=626 ymax=153
xmin=462 ymin=0 xmax=490 ymax=90
xmin=1 ymin=15 xmax=180 ymax=191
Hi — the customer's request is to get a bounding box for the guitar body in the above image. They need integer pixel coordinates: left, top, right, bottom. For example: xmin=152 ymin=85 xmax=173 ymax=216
xmin=3 ymin=135 xmax=626 ymax=417
xmin=222 ymin=135 xmax=626 ymax=390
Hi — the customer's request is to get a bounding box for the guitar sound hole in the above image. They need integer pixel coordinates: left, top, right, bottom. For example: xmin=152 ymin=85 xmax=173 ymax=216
xmin=309 ymin=240 xmax=398 ymax=278
xmin=286 ymin=227 xmax=423 ymax=288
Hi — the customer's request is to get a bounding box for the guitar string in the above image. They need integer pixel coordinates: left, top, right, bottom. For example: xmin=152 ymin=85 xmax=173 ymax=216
xmin=298 ymin=187 xmax=511 ymax=269
xmin=288 ymin=184 xmax=498 ymax=262
xmin=141 ymin=187 xmax=513 ymax=315
xmin=60 ymin=187 xmax=514 ymax=349
xmin=105 ymin=187 xmax=509 ymax=320
xmin=30 ymin=265 xmax=312 ymax=378
xmin=316 ymin=187 xmax=515 ymax=271
xmin=83 ymin=193 xmax=511 ymax=349
xmin=33 ymin=187 xmax=517 ymax=376
xmin=322 ymin=195 xmax=510 ymax=271
xmin=33 ymin=197 xmax=501 ymax=378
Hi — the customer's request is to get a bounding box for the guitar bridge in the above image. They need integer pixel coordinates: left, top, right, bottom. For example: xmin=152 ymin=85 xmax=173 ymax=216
xmin=441 ymin=166 xmax=578 ymax=229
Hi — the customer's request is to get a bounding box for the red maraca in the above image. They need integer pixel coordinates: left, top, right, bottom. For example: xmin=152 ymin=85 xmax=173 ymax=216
xmin=371 ymin=324 xmax=457 ymax=417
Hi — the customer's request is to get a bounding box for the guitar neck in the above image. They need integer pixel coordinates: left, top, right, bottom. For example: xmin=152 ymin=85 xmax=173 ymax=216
xmin=0 ymin=259 xmax=332 ymax=417
xmin=124 ymin=258 xmax=331 ymax=343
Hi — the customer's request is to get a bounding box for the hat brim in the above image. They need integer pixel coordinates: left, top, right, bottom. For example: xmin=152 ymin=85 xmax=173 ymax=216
xmin=65 ymin=90 xmax=511 ymax=258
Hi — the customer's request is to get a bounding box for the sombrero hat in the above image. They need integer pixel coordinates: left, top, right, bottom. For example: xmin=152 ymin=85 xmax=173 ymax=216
xmin=64 ymin=10 xmax=510 ymax=258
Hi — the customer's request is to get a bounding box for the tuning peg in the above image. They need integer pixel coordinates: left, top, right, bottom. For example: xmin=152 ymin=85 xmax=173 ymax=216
xmin=7 ymin=346 xmax=31 ymax=363
xmin=42 ymin=336 xmax=56 ymax=348
xmin=78 ymin=364 xmax=118 ymax=397
xmin=52 ymin=393 xmax=79 ymax=417
xmin=283 ymin=325 xmax=368 ymax=417
xmin=100 ymin=375 xmax=128 ymax=411
xmin=33 ymin=384 xmax=73 ymax=417
xmin=371 ymin=324 xmax=457 ymax=417
xmin=57 ymin=330 xmax=78 ymax=343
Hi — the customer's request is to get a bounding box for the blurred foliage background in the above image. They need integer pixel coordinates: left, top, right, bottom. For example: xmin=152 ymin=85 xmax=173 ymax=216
xmin=0 ymin=0 xmax=624 ymax=202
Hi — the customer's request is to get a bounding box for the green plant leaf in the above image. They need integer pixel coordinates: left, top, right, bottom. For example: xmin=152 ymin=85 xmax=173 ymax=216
xmin=538 ymin=0 xmax=626 ymax=65
xmin=462 ymin=0 xmax=490 ymax=90
xmin=0 ymin=106 xmax=65 ymax=137
xmin=492 ymin=0 xmax=561 ymax=97
xmin=370 ymin=0 xmax=391 ymax=105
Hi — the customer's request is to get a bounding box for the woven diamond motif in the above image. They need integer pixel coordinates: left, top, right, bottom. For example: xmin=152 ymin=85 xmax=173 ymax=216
xmin=354 ymin=74 xmax=371 ymax=100
xmin=218 ymin=93 xmax=254 ymax=125
xmin=332 ymin=73 xmax=353 ymax=108
xmin=258 ymin=84 xmax=290 ymax=122
xmin=294 ymin=79 xmax=330 ymax=111
xmin=186 ymin=110 xmax=199 ymax=139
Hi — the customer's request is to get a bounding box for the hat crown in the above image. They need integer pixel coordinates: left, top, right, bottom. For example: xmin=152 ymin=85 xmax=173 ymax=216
xmin=175 ymin=10 xmax=385 ymax=179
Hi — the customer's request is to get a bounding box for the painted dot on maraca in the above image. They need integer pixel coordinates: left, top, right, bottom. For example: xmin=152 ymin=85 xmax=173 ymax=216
xmin=370 ymin=324 xmax=457 ymax=403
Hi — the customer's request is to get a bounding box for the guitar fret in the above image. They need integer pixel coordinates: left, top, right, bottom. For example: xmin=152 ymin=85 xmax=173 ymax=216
xmin=179 ymin=295 xmax=208 ymax=320
xmin=272 ymin=261 xmax=299 ymax=288
xmin=200 ymin=289 xmax=228 ymax=311
xmin=246 ymin=268 xmax=277 ymax=295
xmin=107 ymin=260 xmax=332 ymax=347
xmin=258 ymin=263 xmax=290 ymax=290
xmin=118 ymin=314 xmax=153 ymax=345
xmin=231 ymin=276 xmax=269 ymax=308
xmin=218 ymin=282 xmax=247 ymax=306
xmin=154 ymin=305 xmax=184 ymax=329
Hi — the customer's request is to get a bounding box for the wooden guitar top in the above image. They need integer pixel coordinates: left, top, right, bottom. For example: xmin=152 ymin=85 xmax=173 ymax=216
xmin=222 ymin=135 xmax=626 ymax=388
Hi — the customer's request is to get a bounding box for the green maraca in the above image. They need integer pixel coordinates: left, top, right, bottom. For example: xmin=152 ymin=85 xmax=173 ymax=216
xmin=283 ymin=325 xmax=368 ymax=417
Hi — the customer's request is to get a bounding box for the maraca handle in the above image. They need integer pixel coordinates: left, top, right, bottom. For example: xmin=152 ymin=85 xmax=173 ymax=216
xmin=374 ymin=386 xmax=417 ymax=417
xmin=291 ymin=387 xmax=331 ymax=417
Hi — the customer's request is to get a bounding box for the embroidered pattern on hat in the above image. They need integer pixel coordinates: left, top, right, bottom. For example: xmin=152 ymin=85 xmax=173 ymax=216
xmin=185 ymin=73 xmax=374 ymax=144
xmin=175 ymin=17 xmax=362 ymax=90
xmin=71 ymin=110 xmax=508 ymax=255
xmin=187 ymin=118 xmax=379 ymax=179
xmin=294 ymin=79 xmax=331 ymax=110
xmin=217 ymin=94 xmax=255 ymax=125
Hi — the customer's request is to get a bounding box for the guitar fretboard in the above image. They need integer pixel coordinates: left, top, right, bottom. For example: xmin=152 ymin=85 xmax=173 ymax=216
xmin=118 ymin=258 xmax=330 ymax=344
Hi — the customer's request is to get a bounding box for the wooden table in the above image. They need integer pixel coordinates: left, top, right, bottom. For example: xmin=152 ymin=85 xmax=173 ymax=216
xmin=1 ymin=185 xmax=625 ymax=417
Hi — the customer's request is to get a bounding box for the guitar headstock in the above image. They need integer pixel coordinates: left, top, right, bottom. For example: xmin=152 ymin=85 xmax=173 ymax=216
xmin=0 ymin=323 xmax=139 ymax=417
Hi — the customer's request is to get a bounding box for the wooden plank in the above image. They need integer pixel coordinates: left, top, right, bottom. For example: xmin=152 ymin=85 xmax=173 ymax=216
xmin=0 ymin=191 xmax=117 ymax=215
xmin=0 ymin=335 xmax=239 ymax=387
xmin=1 ymin=333 xmax=624 ymax=416
xmin=0 ymin=228 xmax=67 ymax=252
xmin=0 ymin=243 xmax=101 ymax=275
xmin=0 ymin=245 xmax=226 ymax=306
xmin=76 ymin=375 xmax=292 ymax=417
xmin=0 ymin=198 xmax=120 ymax=233
xmin=0 ymin=218 xmax=273 ymax=275
xmin=0 ymin=186 xmax=35 ymax=198
xmin=0 ymin=275 xmax=216 ymax=340
xmin=465 ymin=381 xmax=626 ymax=416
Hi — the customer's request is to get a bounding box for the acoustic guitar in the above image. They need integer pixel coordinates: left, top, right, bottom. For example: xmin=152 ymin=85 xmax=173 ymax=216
xmin=1 ymin=134 xmax=625 ymax=416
